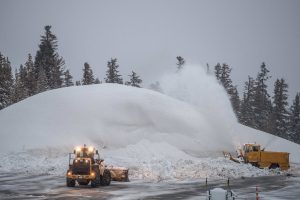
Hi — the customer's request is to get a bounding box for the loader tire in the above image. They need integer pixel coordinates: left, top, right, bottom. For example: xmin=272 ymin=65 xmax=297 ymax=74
xmin=269 ymin=163 xmax=279 ymax=169
xmin=100 ymin=169 xmax=111 ymax=186
xmin=91 ymin=169 xmax=101 ymax=188
xmin=66 ymin=178 xmax=75 ymax=187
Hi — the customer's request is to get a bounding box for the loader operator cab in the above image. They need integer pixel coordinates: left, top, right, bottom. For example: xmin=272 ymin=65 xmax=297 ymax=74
xmin=69 ymin=144 xmax=101 ymax=166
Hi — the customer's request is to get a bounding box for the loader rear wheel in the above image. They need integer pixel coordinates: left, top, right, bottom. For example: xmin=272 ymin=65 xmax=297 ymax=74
xmin=269 ymin=163 xmax=279 ymax=169
xmin=66 ymin=178 xmax=75 ymax=187
xmin=100 ymin=169 xmax=111 ymax=186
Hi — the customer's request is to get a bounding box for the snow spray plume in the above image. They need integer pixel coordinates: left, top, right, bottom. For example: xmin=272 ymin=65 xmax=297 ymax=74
xmin=158 ymin=65 xmax=238 ymax=152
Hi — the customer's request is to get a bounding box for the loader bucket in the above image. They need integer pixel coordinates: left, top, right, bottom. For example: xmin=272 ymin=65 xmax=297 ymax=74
xmin=108 ymin=166 xmax=129 ymax=182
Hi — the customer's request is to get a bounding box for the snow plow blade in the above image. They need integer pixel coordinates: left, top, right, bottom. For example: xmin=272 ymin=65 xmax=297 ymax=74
xmin=108 ymin=166 xmax=129 ymax=182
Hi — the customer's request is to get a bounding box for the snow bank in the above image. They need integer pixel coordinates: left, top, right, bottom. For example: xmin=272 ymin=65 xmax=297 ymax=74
xmin=0 ymin=65 xmax=300 ymax=181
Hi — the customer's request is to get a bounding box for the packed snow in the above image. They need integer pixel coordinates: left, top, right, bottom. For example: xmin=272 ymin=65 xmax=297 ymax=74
xmin=0 ymin=65 xmax=299 ymax=181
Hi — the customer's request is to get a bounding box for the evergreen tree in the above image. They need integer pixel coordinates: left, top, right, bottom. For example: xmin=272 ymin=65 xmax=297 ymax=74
xmin=0 ymin=53 xmax=14 ymax=110
xmin=82 ymin=62 xmax=95 ymax=85
xmin=13 ymin=65 xmax=29 ymax=102
xmin=214 ymin=63 xmax=222 ymax=80
xmin=229 ymin=86 xmax=241 ymax=120
xmin=126 ymin=71 xmax=142 ymax=88
xmin=24 ymin=54 xmax=36 ymax=96
xmin=240 ymin=76 xmax=256 ymax=127
xmin=272 ymin=78 xmax=289 ymax=138
xmin=176 ymin=56 xmax=185 ymax=71
xmin=219 ymin=63 xmax=233 ymax=90
xmin=34 ymin=25 xmax=65 ymax=91
xmin=75 ymin=81 xmax=81 ymax=86
xmin=252 ymin=62 xmax=272 ymax=132
xmin=105 ymin=58 xmax=123 ymax=84
xmin=94 ymin=78 xmax=101 ymax=84
xmin=289 ymin=93 xmax=300 ymax=143
xmin=214 ymin=63 xmax=240 ymax=119
xmin=63 ymin=70 xmax=74 ymax=87
xmin=36 ymin=66 xmax=48 ymax=93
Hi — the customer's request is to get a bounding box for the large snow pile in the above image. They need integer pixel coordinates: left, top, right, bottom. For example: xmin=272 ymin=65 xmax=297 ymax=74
xmin=0 ymin=65 xmax=299 ymax=180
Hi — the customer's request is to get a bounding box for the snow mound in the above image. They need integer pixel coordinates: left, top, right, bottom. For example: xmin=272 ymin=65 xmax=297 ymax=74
xmin=0 ymin=65 xmax=300 ymax=181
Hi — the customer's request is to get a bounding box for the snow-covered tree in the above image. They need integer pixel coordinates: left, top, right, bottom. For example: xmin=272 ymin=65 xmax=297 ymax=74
xmin=0 ymin=53 xmax=14 ymax=110
xmin=94 ymin=78 xmax=101 ymax=84
xmin=126 ymin=71 xmax=142 ymax=88
xmin=13 ymin=65 xmax=29 ymax=102
xmin=63 ymin=70 xmax=74 ymax=87
xmin=252 ymin=62 xmax=272 ymax=132
xmin=82 ymin=62 xmax=95 ymax=85
xmin=75 ymin=81 xmax=81 ymax=86
xmin=24 ymin=54 xmax=36 ymax=96
xmin=105 ymin=58 xmax=123 ymax=84
xmin=240 ymin=76 xmax=256 ymax=127
xmin=34 ymin=25 xmax=65 ymax=91
xmin=289 ymin=93 xmax=300 ymax=143
xmin=36 ymin=66 xmax=48 ymax=93
xmin=273 ymin=78 xmax=289 ymax=138
xmin=214 ymin=63 xmax=240 ymax=120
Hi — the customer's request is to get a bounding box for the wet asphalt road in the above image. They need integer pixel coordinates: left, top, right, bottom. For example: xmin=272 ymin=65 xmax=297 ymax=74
xmin=0 ymin=172 xmax=300 ymax=199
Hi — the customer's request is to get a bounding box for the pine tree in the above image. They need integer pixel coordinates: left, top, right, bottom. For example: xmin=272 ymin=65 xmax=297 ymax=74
xmin=240 ymin=76 xmax=256 ymax=127
xmin=214 ymin=63 xmax=222 ymax=80
xmin=272 ymin=78 xmax=289 ymax=138
xmin=229 ymin=86 xmax=240 ymax=120
xmin=13 ymin=65 xmax=29 ymax=102
xmin=252 ymin=62 xmax=272 ymax=132
xmin=289 ymin=93 xmax=300 ymax=143
xmin=176 ymin=56 xmax=185 ymax=71
xmin=214 ymin=63 xmax=240 ymax=119
xmin=34 ymin=25 xmax=65 ymax=91
xmin=75 ymin=81 xmax=81 ymax=86
xmin=36 ymin=66 xmax=49 ymax=93
xmin=219 ymin=63 xmax=233 ymax=90
xmin=24 ymin=54 xmax=36 ymax=96
xmin=126 ymin=71 xmax=142 ymax=88
xmin=105 ymin=58 xmax=123 ymax=84
xmin=94 ymin=78 xmax=101 ymax=84
xmin=0 ymin=53 xmax=14 ymax=110
xmin=63 ymin=70 xmax=74 ymax=87
xmin=82 ymin=62 xmax=95 ymax=85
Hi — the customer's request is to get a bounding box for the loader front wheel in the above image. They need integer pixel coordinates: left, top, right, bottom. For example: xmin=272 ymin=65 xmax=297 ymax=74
xmin=66 ymin=178 xmax=75 ymax=187
xmin=100 ymin=169 xmax=111 ymax=186
xmin=91 ymin=170 xmax=101 ymax=188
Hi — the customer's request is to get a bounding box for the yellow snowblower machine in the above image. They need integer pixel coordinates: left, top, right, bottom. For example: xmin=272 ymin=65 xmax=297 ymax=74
xmin=224 ymin=143 xmax=290 ymax=170
xmin=66 ymin=145 xmax=129 ymax=188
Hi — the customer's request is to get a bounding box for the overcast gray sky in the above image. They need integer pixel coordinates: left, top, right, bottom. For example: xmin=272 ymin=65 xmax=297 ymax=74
xmin=1 ymin=0 xmax=300 ymax=101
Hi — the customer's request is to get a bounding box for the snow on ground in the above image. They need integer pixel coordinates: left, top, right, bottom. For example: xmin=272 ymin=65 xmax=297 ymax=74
xmin=0 ymin=65 xmax=299 ymax=181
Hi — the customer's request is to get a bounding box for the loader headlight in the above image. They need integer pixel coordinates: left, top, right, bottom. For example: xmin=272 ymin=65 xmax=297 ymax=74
xmin=75 ymin=147 xmax=81 ymax=152
xmin=91 ymin=172 xmax=95 ymax=177
xmin=67 ymin=171 xmax=72 ymax=176
xmin=88 ymin=147 xmax=94 ymax=152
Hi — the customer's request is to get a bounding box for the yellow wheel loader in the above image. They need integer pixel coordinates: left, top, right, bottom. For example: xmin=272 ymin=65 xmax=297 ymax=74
xmin=66 ymin=145 xmax=129 ymax=188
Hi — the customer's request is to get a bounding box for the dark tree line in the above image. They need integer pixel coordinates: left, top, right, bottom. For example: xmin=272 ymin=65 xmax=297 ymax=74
xmin=212 ymin=62 xmax=300 ymax=144
xmin=0 ymin=26 xmax=143 ymax=111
